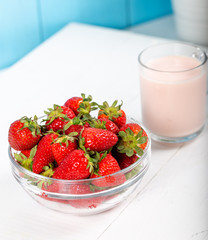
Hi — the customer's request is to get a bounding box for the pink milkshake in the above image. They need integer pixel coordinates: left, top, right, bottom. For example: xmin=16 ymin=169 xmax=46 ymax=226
xmin=139 ymin=43 xmax=207 ymax=142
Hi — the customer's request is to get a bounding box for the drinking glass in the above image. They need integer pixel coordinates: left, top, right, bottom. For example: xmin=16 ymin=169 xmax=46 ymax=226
xmin=138 ymin=42 xmax=207 ymax=143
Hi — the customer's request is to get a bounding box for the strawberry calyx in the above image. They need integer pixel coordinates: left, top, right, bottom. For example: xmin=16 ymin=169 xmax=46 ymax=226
xmin=90 ymin=119 xmax=107 ymax=129
xmin=125 ymin=164 xmax=143 ymax=180
xmin=19 ymin=116 xmax=41 ymax=137
xmin=37 ymin=179 xmax=53 ymax=190
xmin=77 ymin=136 xmax=95 ymax=174
xmin=53 ymin=131 xmax=78 ymax=146
xmin=98 ymin=100 xmax=123 ymax=120
xmin=40 ymin=163 xmax=55 ymax=178
xmin=89 ymin=183 xmax=109 ymax=192
xmin=85 ymin=151 xmax=108 ymax=176
xmin=43 ymin=104 xmax=70 ymax=125
xmin=78 ymin=135 xmax=87 ymax=151
xmin=80 ymin=114 xmax=95 ymax=125
xmin=62 ymin=117 xmax=83 ymax=133
xmin=85 ymin=153 xmax=96 ymax=175
xmin=116 ymin=128 xmax=147 ymax=157
xmin=46 ymin=129 xmax=78 ymax=146
xmin=89 ymin=151 xmax=107 ymax=176
xmin=77 ymin=93 xmax=98 ymax=117
xmin=14 ymin=145 xmax=37 ymax=171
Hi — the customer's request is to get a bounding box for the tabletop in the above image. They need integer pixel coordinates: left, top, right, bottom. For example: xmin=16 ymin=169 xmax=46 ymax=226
xmin=0 ymin=22 xmax=207 ymax=240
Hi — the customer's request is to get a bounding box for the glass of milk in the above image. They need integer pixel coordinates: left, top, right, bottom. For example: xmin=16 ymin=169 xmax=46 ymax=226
xmin=138 ymin=42 xmax=207 ymax=143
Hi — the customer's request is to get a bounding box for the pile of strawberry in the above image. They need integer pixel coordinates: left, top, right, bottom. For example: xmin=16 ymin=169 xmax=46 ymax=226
xmin=8 ymin=94 xmax=148 ymax=185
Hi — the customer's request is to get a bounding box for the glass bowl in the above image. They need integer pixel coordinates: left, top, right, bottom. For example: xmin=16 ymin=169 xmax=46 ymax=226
xmin=8 ymin=119 xmax=151 ymax=215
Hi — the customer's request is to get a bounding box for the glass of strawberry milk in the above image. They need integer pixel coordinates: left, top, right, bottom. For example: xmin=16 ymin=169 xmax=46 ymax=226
xmin=138 ymin=42 xmax=207 ymax=143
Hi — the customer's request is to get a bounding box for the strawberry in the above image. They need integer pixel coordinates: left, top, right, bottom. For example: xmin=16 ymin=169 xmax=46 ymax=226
xmin=120 ymin=123 xmax=148 ymax=150
xmin=20 ymin=149 xmax=32 ymax=158
xmin=32 ymin=133 xmax=57 ymax=174
xmin=44 ymin=105 xmax=75 ymax=133
xmin=39 ymin=179 xmax=68 ymax=204
xmin=90 ymin=153 xmax=126 ymax=187
xmin=64 ymin=93 xmax=97 ymax=117
xmin=113 ymin=150 xmax=144 ymax=180
xmin=63 ymin=117 xmax=89 ymax=136
xmin=113 ymin=151 xmax=139 ymax=169
xmin=83 ymin=122 xmax=91 ymax=128
xmin=64 ymin=97 xmax=83 ymax=115
xmin=65 ymin=124 xmax=84 ymax=136
xmin=14 ymin=145 xmax=37 ymax=171
xmin=81 ymin=127 xmax=118 ymax=152
xmin=51 ymin=133 xmax=78 ymax=165
xmin=41 ymin=181 xmax=59 ymax=192
xmin=116 ymin=123 xmax=148 ymax=157
xmin=92 ymin=118 xmax=119 ymax=134
xmin=119 ymin=123 xmax=148 ymax=150
xmin=52 ymin=149 xmax=92 ymax=180
xmin=38 ymin=164 xmax=58 ymax=190
xmin=68 ymin=184 xmax=104 ymax=209
xmin=8 ymin=116 xmax=41 ymax=151
xmin=98 ymin=100 xmax=126 ymax=128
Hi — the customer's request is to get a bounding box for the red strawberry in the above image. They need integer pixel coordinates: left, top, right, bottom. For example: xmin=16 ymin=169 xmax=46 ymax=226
xmin=65 ymin=124 xmax=84 ymax=135
xmin=51 ymin=134 xmax=77 ymax=165
xmin=90 ymin=154 xmax=126 ymax=187
xmin=64 ymin=117 xmax=89 ymax=136
xmin=32 ymin=133 xmax=57 ymax=174
xmin=92 ymin=118 xmax=119 ymax=134
xmin=119 ymin=123 xmax=148 ymax=150
xmin=68 ymin=184 xmax=104 ymax=209
xmin=8 ymin=116 xmax=41 ymax=151
xmin=113 ymin=151 xmax=139 ymax=169
xmin=40 ymin=180 xmax=68 ymax=204
xmin=14 ymin=145 xmax=37 ymax=171
xmin=98 ymin=100 xmax=126 ymax=128
xmin=52 ymin=149 xmax=91 ymax=180
xmin=116 ymin=123 xmax=147 ymax=158
xmin=64 ymin=97 xmax=83 ymax=115
xmin=20 ymin=149 xmax=32 ymax=158
xmin=64 ymin=94 xmax=97 ymax=117
xmin=83 ymin=122 xmax=90 ymax=128
xmin=81 ymin=127 xmax=118 ymax=152
xmin=44 ymin=105 xmax=75 ymax=133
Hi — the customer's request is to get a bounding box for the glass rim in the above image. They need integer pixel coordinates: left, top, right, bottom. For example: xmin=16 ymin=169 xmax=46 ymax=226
xmin=138 ymin=42 xmax=208 ymax=73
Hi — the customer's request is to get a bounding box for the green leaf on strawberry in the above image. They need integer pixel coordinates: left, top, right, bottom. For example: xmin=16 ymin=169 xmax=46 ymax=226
xmin=97 ymin=100 xmax=126 ymax=128
xmin=116 ymin=128 xmax=145 ymax=157
xmin=40 ymin=163 xmax=55 ymax=178
xmin=14 ymin=145 xmax=37 ymax=171
xmin=19 ymin=116 xmax=41 ymax=137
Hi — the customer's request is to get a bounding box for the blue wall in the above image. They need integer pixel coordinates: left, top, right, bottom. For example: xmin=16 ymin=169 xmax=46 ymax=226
xmin=0 ymin=0 xmax=172 ymax=70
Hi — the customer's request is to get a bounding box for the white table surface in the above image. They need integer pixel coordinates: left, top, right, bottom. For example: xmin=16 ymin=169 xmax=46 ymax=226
xmin=0 ymin=22 xmax=207 ymax=240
